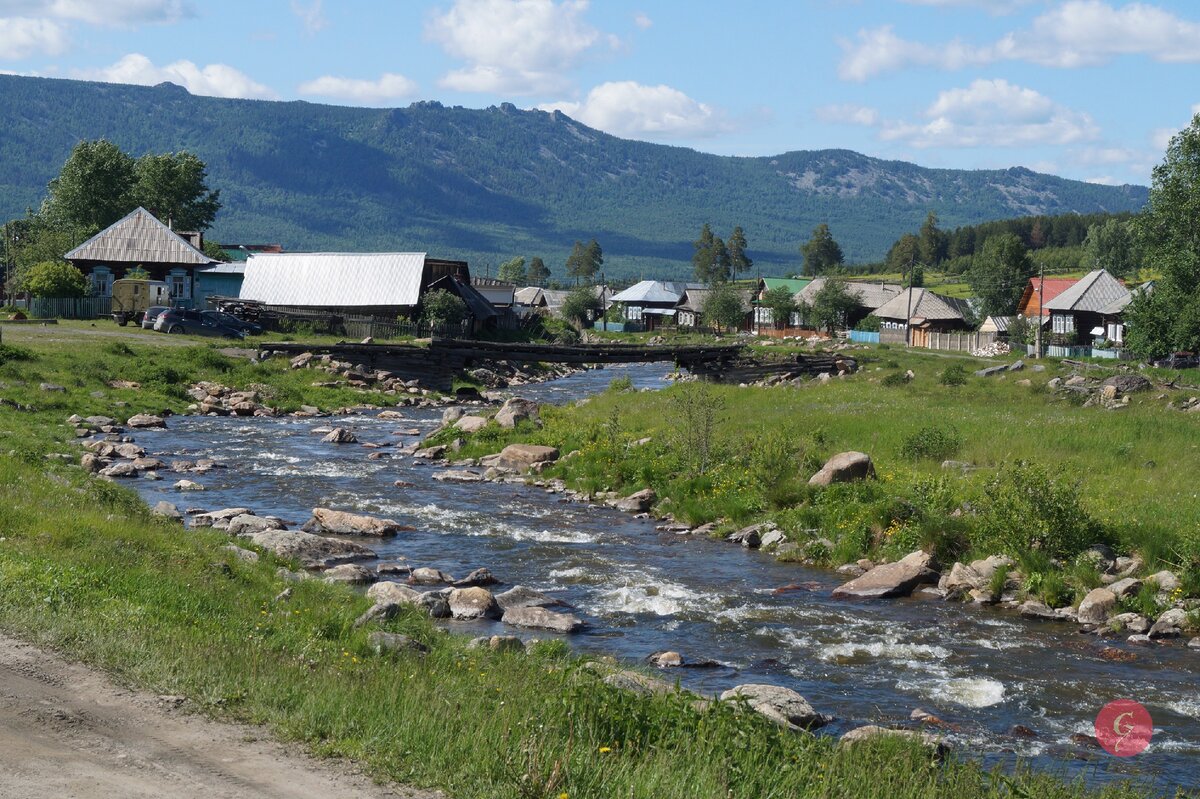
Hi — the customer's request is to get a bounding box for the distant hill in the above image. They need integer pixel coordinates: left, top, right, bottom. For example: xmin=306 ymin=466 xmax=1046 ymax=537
xmin=0 ymin=74 xmax=1149 ymax=281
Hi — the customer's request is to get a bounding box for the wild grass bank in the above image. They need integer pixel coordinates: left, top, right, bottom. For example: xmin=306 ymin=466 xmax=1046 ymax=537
xmin=434 ymin=347 xmax=1200 ymax=614
xmin=0 ymin=328 xmax=1174 ymax=797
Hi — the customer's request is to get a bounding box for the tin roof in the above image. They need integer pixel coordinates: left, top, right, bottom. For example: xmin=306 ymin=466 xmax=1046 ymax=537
xmin=1043 ymin=270 xmax=1130 ymax=313
xmin=240 ymin=252 xmax=426 ymax=307
xmin=610 ymin=280 xmax=703 ymax=304
xmin=66 ymin=207 xmax=215 ymax=266
xmin=796 ymin=278 xmax=902 ymax=310
xmin=874 ymin=288 xmax=969 ymax=322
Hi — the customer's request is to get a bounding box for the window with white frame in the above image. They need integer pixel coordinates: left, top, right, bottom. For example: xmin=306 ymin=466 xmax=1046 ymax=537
xmin=1051 ymin=313 xmax=1074 ymax=334
xmin=625 ymin=305 xmax=643 ymax=321
xmin=168 ymin=269 xmax=189 ymax=301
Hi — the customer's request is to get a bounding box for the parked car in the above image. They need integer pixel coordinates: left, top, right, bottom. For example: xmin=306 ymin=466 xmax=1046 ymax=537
xmin=154 ymin=308 xmax=246 ymax=339
xmin=203 ymin=309 xmax=263 ymax=336
xmin=141 ymin=305 xmax=170 ymax=330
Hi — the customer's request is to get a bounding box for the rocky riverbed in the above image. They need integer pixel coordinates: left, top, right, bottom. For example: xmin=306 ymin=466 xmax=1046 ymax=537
xmin=75 ymin=362 xmax=1200 ymax=793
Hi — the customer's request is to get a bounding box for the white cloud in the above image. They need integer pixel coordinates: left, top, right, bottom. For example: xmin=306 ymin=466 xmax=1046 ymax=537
xmin=879 ymin=78 xmax=1098 ymax=148
xmin=1 ymin=0 xmax=191 ymax=26
xmin=538 ymin=81 xmax=731 ymax=139
xmin=426 ymin=0 xmax=604 ymax=94
xmin=0 ymin=16 xmax=66 ymax=58
xmin=840 ymin=1 xmax=1200 ymax=81
xmin=633 ymin=11 xmax=651 ymax=29
xmin=73 ymin=53 xmax=276 ymax=99
xmin=290 ymin=0 xmax=326 ymax=34
xmin=1085 ymin=175 xmax=1118 ymax=185
xmin=1151 ymin=127 xmax=1177 ymax=151
xmin=815 ymin=103 xmax=880 ymax=126
xmin=298 ymin=73 xmax=418 ymax=104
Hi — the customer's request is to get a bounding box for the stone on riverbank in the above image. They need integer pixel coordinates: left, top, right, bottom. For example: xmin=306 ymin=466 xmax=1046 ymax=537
xmin=1147 ymin=570 xmax=1180 ymax=592
xmin=239 ymin=529 xmax=375 ymax=569
xmin=190 ymin=507 xmax=253 ymax=528
xmin=305 ymin=507 xmax=405 ymax=537
xmin=322 ymin=564 xmax=376 ymax=584
xmin=367 ymin=581 xmax=423 ymax=605
xmin=448 ymin=586 xmax=501 ymax=620
xmin=453 ymin=567 xmax=498 ymax=587
xmin=369 ymin=631 xmax=429 ymax=656
xmin=226 ymin=514 xmax=286 ymax=536
xmin=720 ymin=683 xmax=831 ymax=731
xmin=1076 ymin=587 xmax=1117 ymax=624
xmin=501 ymin=605 xmax=585 ymax=633
xmin=494 ymin=397 xmax=540 ymax=429
xmin=1150 ymin=608 xmax=1187 ymax=639
xmin=468 ymin=635 xmax=525 ymax=652
xmin=126 ymin=413 xmax=166 ymax=429
xmin=410 ymin=567 xmax=455 ymax=585
xmin=152 ymin=501 xmax=182 ymax=520
xmin=839 ymin=725 xmax=947 ymax=758
xmin=454 ymin=415 xmax=489 ymax=433
xmin=808 ymin=451 xmax=875 ymax=487
xmin=615 ymin=488 xmax=656 ymax=513
xmin=174 ymin=479 xmax=204 ymax=491
xmin=99 ymin=462 xmax=139 ymax=478
xmin=832 ymin=550 xmax=938 ymax=599
xmin=938 ymin=555 xmax=1013 ymax=599
xmin=1018 ymin=600 xmax=1067 ymax=621
xmin=495 ymin=444 xmax=559 ymax=471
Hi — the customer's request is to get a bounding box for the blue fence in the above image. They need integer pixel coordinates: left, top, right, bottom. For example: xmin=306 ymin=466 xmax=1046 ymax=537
xmin=848 ymin=330 xmax=880 ymax=344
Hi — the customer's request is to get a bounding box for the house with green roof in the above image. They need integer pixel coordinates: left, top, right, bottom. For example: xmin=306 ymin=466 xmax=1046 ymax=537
xmin=754 ymin=276 xmax=812 ymax=329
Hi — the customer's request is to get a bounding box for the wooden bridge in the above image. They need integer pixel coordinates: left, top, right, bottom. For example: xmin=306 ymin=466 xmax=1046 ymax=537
xmin=262 ymin=338 xmax=748 ymax=390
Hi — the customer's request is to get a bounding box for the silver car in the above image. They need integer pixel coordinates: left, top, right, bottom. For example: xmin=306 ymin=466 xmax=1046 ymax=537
xmin=142 ymin=306 xmax=170 ymax=329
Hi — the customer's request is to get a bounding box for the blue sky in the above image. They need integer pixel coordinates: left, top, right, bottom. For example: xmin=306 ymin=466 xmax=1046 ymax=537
xmin=2 ymin=0 xmax=1198 ymax=185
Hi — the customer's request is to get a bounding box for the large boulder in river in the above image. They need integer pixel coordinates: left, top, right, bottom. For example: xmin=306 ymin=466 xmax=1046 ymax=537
xmin=238 ymin=529 xmax=375 ymax=569
xmin=496 ymin=585 xmax=569 ymax=611
xmin=502 ymin=605 xmax=585 ymax=633
xmin=494 ymin=397 xmax=540 ymax=429
xmin=448 ymin=587 xmax=501 ymax=620
xmin=321 ymin=427 xmax=357 ymax=444
xmin=832 ymin=550 xmax=938 ymax=599
xmin=305 ymin=507 xmax=404 ymax=536
xmin=808 ymin=452 xmax=876 ymax=487
xmin=226 ymin=514 xmax=286 ymax=536
xmin=1076 ymin=587 xmax=1117 ymax=624
xmin=495 ymin=444 xmax=559 ymax=471
xmin=719 ymin=683 xmax=831 ymax=731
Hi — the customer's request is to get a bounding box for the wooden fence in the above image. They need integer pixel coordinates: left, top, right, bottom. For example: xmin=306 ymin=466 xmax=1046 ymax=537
xmin=29 ymin=297 xmax=112 ymax=319
xmin=913 ymin=329 xmax=999 ymax=352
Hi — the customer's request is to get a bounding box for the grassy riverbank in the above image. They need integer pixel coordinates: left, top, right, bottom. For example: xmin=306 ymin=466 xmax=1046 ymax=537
xmin=437 ymin=347 xmax=1200 ymax=616
xmin=0 ymin=329 xmax=1182 ymax=797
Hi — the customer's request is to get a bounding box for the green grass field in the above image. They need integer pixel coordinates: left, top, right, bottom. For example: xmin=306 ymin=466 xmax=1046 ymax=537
xmin=0 ymin=327 xmax=1188 ymax=798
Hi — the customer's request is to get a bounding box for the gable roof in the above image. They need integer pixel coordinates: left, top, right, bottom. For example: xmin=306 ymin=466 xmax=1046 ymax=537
xmin=66 ymin=207 xmax=215 ymax=266
xmin=1043 ymin=269 xmax=1130 ymax=314
xmin=610 ymin=280 xmax=703 ymax=304
xmin=514 ymin=286 xmax=545 ymax=306
xmin=874 ymin=288 xmax=969 ymax=322
xmin=1016 ymin=277 xmax=1077 ymax=318
xmin=677 ymin=286 xmax=754 ymax=313
xmin=759 ymin=277 xmax=812 ymax=295
xmin=796 ymin=278 xmax=902 ymax=310
xmin=428 ymin=274 xmax=497 ymax=320
xmin=240 ymin=252 xmax=427 ymax=307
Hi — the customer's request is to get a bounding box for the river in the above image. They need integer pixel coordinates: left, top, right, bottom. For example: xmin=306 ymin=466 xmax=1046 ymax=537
xmin=129 ymin=364 xmax=1197 ymax=794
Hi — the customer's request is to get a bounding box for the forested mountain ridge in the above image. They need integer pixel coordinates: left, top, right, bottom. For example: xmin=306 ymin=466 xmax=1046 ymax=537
xmin=0 ymin=74 xmax=1148 ymax=280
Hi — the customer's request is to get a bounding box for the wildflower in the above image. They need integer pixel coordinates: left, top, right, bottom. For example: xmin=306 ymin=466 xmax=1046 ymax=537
xmin=559 ymin=793 xmax=569 ymax=799
xmin=598 ymin=746 xmax=612 ymax=754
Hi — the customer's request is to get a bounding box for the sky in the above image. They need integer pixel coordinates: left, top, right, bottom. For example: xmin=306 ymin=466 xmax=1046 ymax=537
xmin=1 ymin=0 xmax=1198 ymax=186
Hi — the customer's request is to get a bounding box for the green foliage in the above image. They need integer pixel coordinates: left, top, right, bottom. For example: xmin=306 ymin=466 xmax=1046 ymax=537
xmin=421 ymin=289 xmax=467 ymax=326
xmin=202 ymin=240 xmax=231 ymax=262
xmin=728 ymin=226 xmax=752 ymax=275
xmin=899 ymin=425 xmax=962 ymax=461
xmin=806 ymin=278 xmax=857 ymax=331
xmin=497 ymin=256 xmax=526 ymax=284
xmin=701 ymin=282 xmax=745 ymax=331
xmin=1128 ymin=114 xmax=1200 ymax=357
xmin=560 ymin=285 xmax=602 ymax=326
xmin=1083 ymin=218 xmax=1140 ymax=279
xmin=133 ymin=151 xmax=221 ymax=231
xmin=938 ymin=363 xmax=968 ymax=386
xmin=880 ymin=372 xmax=908 ymax=387
xmin=692 ymin=223 xmax=733 ymax=283
xmin=976 ymin=462 xmax=1101 ymax=560
xmin=854 ymin=314 xmax=881 ymax=332
xmin=607 ymin=375 xmax=633 ymax=392
xmin=124 ymin=265 xmax=151 ymax=280
xmin=526 ymin=256 xmax=550 ymax=286
xmin=565 ymin=240 xmax=602 ymax=284
xmin=760 ymin=286 xmax=798 ymax=329
xmin=669 ymin=383 xmax=724 ymax=477
xmin=24 ymin=260 xmax=88 ymax=298
xmin=968 ymin=233 xmax=1035 ymax=317
xmin=800 ymin=223 xmax=844 ymax=276
xmin=42 ymin=139 xmax=135 ymax=231
xmin=0 ymin=344 xmax=34 ymax=365
xmin=918 ymin=211 xmax=948 ymax=267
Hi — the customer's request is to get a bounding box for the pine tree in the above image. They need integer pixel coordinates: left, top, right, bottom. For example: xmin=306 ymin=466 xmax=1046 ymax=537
xmin=527 ymin=256 xmax=550 ymax=286
xmin=692 ymin=223 xmax=716 ymax=283
xmin=800 ymin=223 xmax=844 ymax=276
xmin=728 ymin=226 xmax=752 ymax=275
xmin=565 ymin=241 xmax=589 ymax=284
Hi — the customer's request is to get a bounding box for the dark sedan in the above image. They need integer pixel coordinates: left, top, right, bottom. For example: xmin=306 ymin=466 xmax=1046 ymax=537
xmin=204 ymin=310 xmax=263 ymax=336
xmin=154 ymin=308 xmax=246 ymax=338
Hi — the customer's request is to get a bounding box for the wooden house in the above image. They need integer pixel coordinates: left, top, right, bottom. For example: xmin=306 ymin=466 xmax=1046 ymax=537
xmin=753 ymin=277 xmax=811 ymax=329
xmin=1015 ymin=277 xmax=1077 ymax=324
xmin=1042 ymin=269 xmax=1130 ymax=346
xmin=65 ymin=207 xmax=216 ymax=304
xmin=795 ymin=278 xmax=902 ymax=330
xmin=676 ymin=286 xmax=755 ymax=331
xmin=873 ymin=288 xmax=970 ymax=333
xmin=610 ymin=280 xmax=702 ymax=330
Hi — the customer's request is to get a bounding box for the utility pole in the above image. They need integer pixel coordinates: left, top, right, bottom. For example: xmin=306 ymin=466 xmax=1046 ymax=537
xmin=600 ymin=271 xmax=607 ymax=332
xmin=1034 ymin=262 xmax=1044 ymax=358
xmin=903 ymin=255 xmax=916 ymax=347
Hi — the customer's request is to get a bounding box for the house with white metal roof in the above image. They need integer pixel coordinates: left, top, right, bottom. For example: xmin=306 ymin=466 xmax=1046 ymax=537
xmin=874 ymin=288 xmax=971 ymax=332
xmin=609 ymin=280 xmax=704 ymax=330
xmin=65 ymin=206 xmax=216 ymax=303
xmin=238 ymin=252 xmax=470 ymax=317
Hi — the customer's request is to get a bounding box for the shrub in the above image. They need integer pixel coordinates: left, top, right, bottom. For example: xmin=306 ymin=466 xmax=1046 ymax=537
xmin=421 ymin=289 xmax=467 ymax=327
xmin=608 ymin=375 xmax=633 ymax=392
xmin=939 ymin=364 xmax=968 ymax=387
xmin=899 ymin=425 xmax=963 ymax=461
xmin=0 ymin=344 xmax=34 ymax=366
xmin=854 ymin=314 xmax=882 ymax=332
xmin=24 ymin=260 xmax=88 ymax=298
xmin=881 ymin=371 xmax=908 ymax=387
xmin=976 ymin=461 xmax=1102 ymax=560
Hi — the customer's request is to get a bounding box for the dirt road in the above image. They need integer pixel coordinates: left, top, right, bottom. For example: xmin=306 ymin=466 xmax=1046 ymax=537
xmin=0 ymin=634 xmax=439 ymax=799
